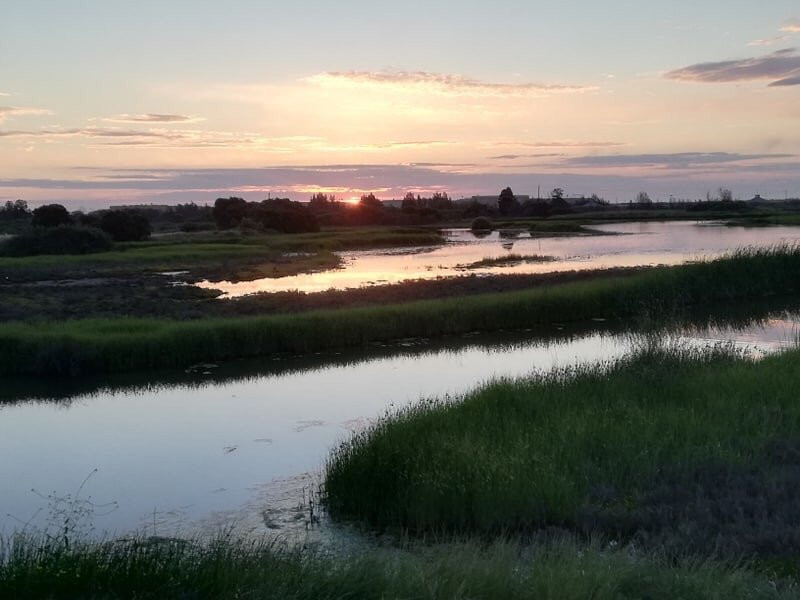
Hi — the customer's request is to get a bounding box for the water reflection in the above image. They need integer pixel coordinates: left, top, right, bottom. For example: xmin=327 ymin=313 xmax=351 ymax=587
xmin=198 ymin=221 xmax=800 ymax=296
xmin=2 ymin=306 xmax=800 ymax=540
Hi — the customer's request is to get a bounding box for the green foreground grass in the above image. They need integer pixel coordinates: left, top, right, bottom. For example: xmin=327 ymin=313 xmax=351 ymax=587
xmin=1 ymin=246 xmax=799 ymax=376
xmin=324 ymin=345 xmax=800 ymax=538
xmin=1 ymin=535 xmax=793 ymax=599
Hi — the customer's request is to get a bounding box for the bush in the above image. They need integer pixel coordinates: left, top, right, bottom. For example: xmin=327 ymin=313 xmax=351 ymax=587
xmin=249 ymin=199 xmax=319 ymax=233
xmin=470 ymin=217 xmax=493 ymax=232
xmin=179 ymin=221 xmax=216 ymax=233
xmin=213 ymin=197 xmax=248 ymax=229
xmin=0 ymin=225 xmax=112 ymax=256
xmin=31 ymin=204 xmax=72 ymax=228
xmin=99 ymin=210 xmax=151 ymax=241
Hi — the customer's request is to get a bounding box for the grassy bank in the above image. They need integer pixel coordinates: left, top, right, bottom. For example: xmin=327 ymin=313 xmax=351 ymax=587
xmin=1 ymin=535 xmax=792 ymax=599
xmin=0 ymin=227 xmax=443 ymax=283
xmin=324 ymin=345 xmax=800 ymax=552
xmin=1 ymin=247 xmax=799 ymax=376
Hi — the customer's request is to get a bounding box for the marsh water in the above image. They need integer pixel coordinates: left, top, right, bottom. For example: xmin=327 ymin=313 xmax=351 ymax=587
xmin=2 ymin=312 xmax=800 ymax=542
xmin=4 ymin=220 xmax=800 ymax=544
xmin=199 ymin=221 xmax=800 ymax=296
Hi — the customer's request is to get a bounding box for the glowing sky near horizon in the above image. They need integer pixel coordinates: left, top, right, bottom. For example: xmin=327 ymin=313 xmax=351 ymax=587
xmin=1 ymin=0 xmax=799 ymax=208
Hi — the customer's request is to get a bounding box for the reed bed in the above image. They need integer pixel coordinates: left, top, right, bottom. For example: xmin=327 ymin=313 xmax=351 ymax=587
xmin=2 ymin=246 xmax=799 ymax=376
xmin=324 ymin=343 xmax=800 ymax=542
xmin=0 ymin=535 xmax=790 ymax=599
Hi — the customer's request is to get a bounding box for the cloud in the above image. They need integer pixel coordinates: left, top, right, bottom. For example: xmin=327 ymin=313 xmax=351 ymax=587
xmin=489 ymin=153 xmax=566 ymax=160
xmin=306 ymin=70 xmax=596 ymax=96
xmin=487 ymin=141 xmax=625 ymax=149
xmin=665 ymin=49 xmax=800 ymax=86
xmin=561 ymin=152 xmax=795 ymax=169
xmin=0 ymin=106 xmax=53 ymax=123
xmin=780 ymin=20 xmax=800 ymax=33
xmin=4 ymin=162 xmax=800 ymax=209
xmin=748 ymin=35 xmax=790 ymax=47
xmin=102 ymin=113 xmax=204 ymax=123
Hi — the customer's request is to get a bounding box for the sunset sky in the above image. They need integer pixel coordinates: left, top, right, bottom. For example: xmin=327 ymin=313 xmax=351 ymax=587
xmin=2 ymin=0 xmax=799 ymax=208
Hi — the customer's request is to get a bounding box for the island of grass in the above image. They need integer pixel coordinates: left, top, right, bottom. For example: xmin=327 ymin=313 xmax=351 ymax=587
xmin=456 ymin=253 xmax=557 ymax=269
xmin=0 ymin=226 xmax=445 ymax=283
xmin=2 ymin=246 xmax=800 ymax=377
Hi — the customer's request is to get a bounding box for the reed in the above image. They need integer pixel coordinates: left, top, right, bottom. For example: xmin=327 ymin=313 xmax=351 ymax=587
xmin=0 ymin=535 xmax=789 ymax=599
xmin=2 ymin=246 xmax=799 ymax=376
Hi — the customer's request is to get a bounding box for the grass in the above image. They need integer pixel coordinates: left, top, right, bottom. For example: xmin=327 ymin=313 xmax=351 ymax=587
xmin=2 ymin=246 xmax=800 ymax=376
xmin=0 ymin=227 xmax=444 ymax=282
xmin=527 ymin=221 xmax=606 ymax=236
xmin=324 ymin=343 xmax=800 ymax=545
xmin=456 ymin=253 xmax=557 ymax=269
xmin=0 ymin=535 xmax=793 ymax=599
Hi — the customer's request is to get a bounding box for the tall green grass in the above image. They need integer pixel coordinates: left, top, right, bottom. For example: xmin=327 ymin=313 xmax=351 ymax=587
xmin=324 ymin=344 xmax=800 ymax=536
xmin=0 ymin=535 xmax=791 ymax=599
xmin=2 ymin=247 xmax=800 ymax=376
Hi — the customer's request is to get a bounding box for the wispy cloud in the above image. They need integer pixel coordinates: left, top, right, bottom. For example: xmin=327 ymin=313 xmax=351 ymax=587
xmin=748 ymin=35 xmax=790 ymax=47
xmin=0 ymin=106 xmax=53 ymax=123
xmin=489 ymin=153 xmax=566 ymax=160
xmin=780 ymin=20 xmax=800 ymax=33
xmin=665 ymin=49 xmax=800 ymax=86
xmin=101 ymin=113 xmax=205 ymax=124
xmin=561 ymin=152 xmax=796 ymax=169
xmin=306 ymin=70 xmax=596 ymax=96
xmin=487 ymin=141 xmax=625 ymax=149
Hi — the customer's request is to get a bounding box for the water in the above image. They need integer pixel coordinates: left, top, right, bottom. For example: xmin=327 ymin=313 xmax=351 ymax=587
xmin=198 ymin=221 xmax=800 ymax=296
xmin=2 ymin=313 xmax=799 ymax=541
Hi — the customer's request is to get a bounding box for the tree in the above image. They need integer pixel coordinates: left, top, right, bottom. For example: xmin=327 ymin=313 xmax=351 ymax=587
xmin=635 ymin=191 xmax=652 ymax=205
xmin=718 ymin=187 xmax=734 ymax=202
xmin=99 ymin=209 xmax=151 ymax=241
xmin=401 ymin=192 xmax=419 ymax=213
xmin=498 ymin=187 xmax=519 ymax=215
xmin=359 ymin=193 xmax=383 ymax=209
xmin=0 ymin=199 xmax=30 ymax=220
xmin=550 ymin=188 xmax=565 ymax=201
xmin=249 ymin=198 xmax=319 ymax=233
xmin=32 ymin=204 xmax=72 ymax=228
xmin=309 ymin=193 xmax=332 ymax=209
xmin=212 ymin=197 xmax=248 ymax=229
xmin=428 ymin=191 xmax=452 ymax=210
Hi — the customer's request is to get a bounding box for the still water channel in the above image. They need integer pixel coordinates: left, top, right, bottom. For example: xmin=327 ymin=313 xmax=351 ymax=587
xmin=1 ymin=316 xmax=799 ymax=541
xmin=3 ymin=220 xmax=800 ymax=543
xmin=199 ymin=221 xmax=800 ymax=295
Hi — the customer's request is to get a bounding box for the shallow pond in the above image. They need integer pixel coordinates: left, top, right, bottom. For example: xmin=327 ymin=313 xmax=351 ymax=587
xmin=2 ymin=312 xmax=799 ymax=543
xmin=199 ymin=221 xmax=800 ymax=296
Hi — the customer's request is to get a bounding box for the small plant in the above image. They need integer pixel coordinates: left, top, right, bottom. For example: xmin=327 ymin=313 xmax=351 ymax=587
xmin=470 ymin=217 xmax=493 ymax=232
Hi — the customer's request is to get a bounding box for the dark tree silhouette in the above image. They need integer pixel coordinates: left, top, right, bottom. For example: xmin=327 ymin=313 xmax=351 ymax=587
xmin=498 ymin=187 xmax=519 ymax=215
xmin=359 ymin=193 xmax=382 ymax=209
xmin=401 ymin=192 xmax=419 ymax=213
xmin=212 ymin=197 xmax=248 ymax=229
xmin=32 ymin=204 xmax=72 ymax=228
xmin=0 ymin=199 xmax=30 ymax=220
xmin=100 ymin=210 xmax=151 ymax=241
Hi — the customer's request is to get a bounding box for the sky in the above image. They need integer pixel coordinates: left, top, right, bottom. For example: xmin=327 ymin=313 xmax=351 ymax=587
xmin=1 ymin=0 xmax=799 ymax=208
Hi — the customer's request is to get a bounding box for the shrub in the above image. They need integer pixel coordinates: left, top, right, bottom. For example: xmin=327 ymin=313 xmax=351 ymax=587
xmin=31 ymin=204 xmax=72 ymax=228
xmin=470 ymin=217 xmax=493 ymax=232
xmin=99 ymin=209 xmax=151 ymax=241
xmin=249 ymin=199 xmax=319 ymax=233
xmin=0 ymin=225 xmax=112 ymax=256
xmin=212 ymin=197 xmax=248 ymax=229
